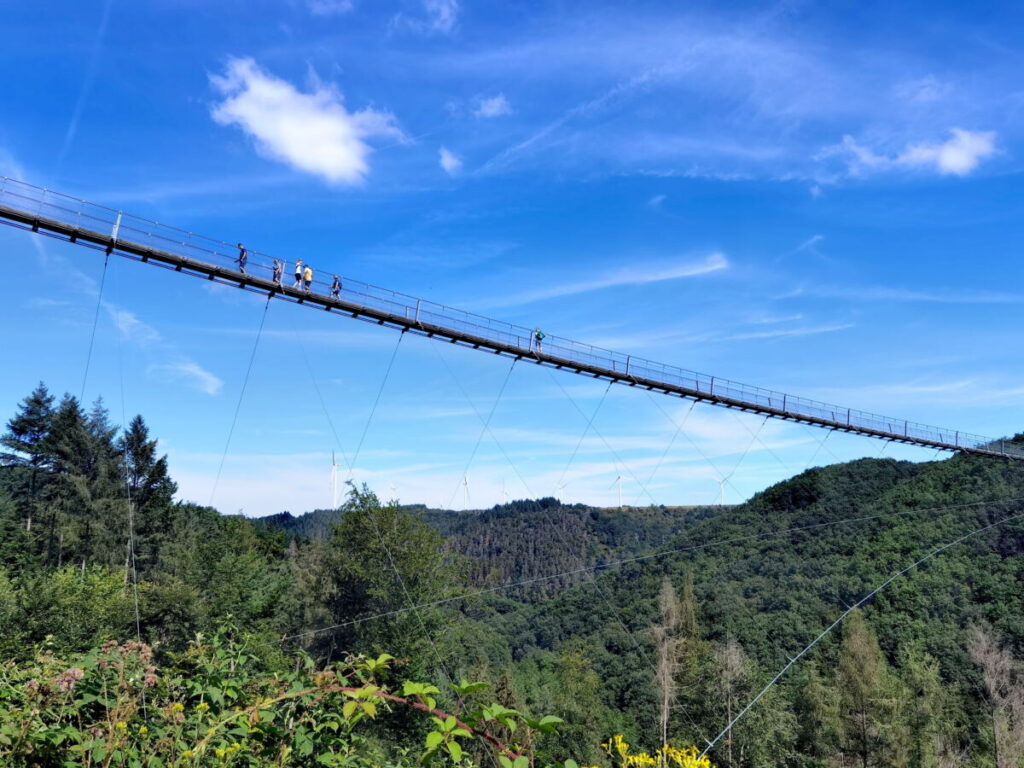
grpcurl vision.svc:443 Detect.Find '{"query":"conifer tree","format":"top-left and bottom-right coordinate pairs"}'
top-left (837, 610), bottom-right (890, 768)
top-left (118, 414), bottom-right (176, 570)
top-left (1, 382), bottom-right (55, 533)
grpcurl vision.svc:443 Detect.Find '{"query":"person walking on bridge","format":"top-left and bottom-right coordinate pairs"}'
top-left (236, 243), bottom-right (247, 274)
top-left (534, 328), bottom-right (545, 354)
top-left (293, 260), bottom-right (304, 288)
top-left (330, 275), bottom-right (342, 299)
top-left (303, 264), bottom-right (314, 292)
top-left (272, 259), bottom-right (283, 286)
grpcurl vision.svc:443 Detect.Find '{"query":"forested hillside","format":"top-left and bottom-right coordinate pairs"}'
top-left (2, 382), bottom-right (1024, 767)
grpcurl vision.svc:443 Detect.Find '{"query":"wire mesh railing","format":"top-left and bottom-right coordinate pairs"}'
top-left (1, 175), bottom-right (1021, 459)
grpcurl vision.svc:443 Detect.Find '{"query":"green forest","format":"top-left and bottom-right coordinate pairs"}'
top-left (2, 381), bottom-right (1024, 767)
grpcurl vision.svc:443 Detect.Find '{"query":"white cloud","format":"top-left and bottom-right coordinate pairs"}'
top-left (105, 305), bottom-right (161, 345)
top-left (893, 75), bottom-right (950, 105)
top-left (821, 128), bottom-right (997, 177)
top-left (899, 128), bottom-right (997, 176)
top-left (474, 93), bottom-right (512, 118)
top-left (210, 57), bottom-right (404, 185)
top-left (149, 361), bottom-right (224, 396)
top-left (307, 0), bottom-right (354, 14)
top-left (721, 323), bottom-right (854, 342)
top-left (648, 194), bottom-right (667, 207)
top-left (392, 0), bottom-right (459, 35)
top-left (439, 146), bottom-right (463, 175)
top-left (487, 252), bottom-right (728, 307)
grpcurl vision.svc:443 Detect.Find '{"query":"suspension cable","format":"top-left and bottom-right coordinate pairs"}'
top-left (209, 295), bottom-right (272, 507)
top-left (699, 506), bottom-right (1024, 758)
top-left (430, 342), bottom-right (534, 499)
top-left (280, 494), bottom-right (1024, 643)
top-left (111, 263), bottom-right (146, 715)
top-left (348, 331), bottom-right (404, 475)
top-left (445, 357), bottom-right (517, 509)
top-left (80, 253), bottom-right (110, 402)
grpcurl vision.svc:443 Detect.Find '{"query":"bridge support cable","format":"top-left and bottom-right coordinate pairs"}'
top-left (545, 373), bottom-right (711, 742)
top-left (209, 296), bottom-right (272, 507)
top-left (730, 410), bottom-right (796, 477)
top-left (429, 342), bottom-right (535, 500)
top-left (445, 356), bottom-right (518, 510)
top-left (296, 332), bottom-right (351, 475)
top-left (348, 330), bottom-right (404, 477)
top-left (699, 505), bottom-right (1024, 761)
top-left (342, 344), bottom-right (500, 768)
top-left (80, 253), bottom-right (110, 402)
top-left (109, 261), bottom-right (146, 714)
top-left (1, 176), bottom-right (1018, 461)
top-left (549, 371), bottom-right (663, 507)
top-left (642, 391), bottom-right (749, 507)
top-left (627, 400), bottom-right (697, 508)
top-left (281, 495), bottom-right (1021, 641)
top-left (552, 378), bottom-right (613, 497)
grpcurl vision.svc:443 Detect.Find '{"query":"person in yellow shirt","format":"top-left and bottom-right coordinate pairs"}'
top-left (303, 264), bottom-right (314, 291)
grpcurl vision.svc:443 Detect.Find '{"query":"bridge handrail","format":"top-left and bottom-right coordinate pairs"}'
top-left (1, 175), bottom-right (1020, 460)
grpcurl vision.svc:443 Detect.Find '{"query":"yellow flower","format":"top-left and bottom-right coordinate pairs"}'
top-left (115, 721), bottom-right (127, 731)
top-left (182, 749), bottom-right (194, 759)
top-left (197, 701), bottom-right (210, 712)
top-left (138, 725), bottom-right (148, 735)
top-left (171, 702), bottom-right (185, 713)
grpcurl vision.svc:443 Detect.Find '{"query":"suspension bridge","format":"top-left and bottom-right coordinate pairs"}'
top-left (3, 174), bottom-right (1023, 761)
top-left (1, 175), bottom-right (1018, 461)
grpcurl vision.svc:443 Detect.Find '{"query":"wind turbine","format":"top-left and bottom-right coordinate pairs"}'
top-left (462, 474), bottom-right (470, 508)
top-left (717, 478), bottom-right (726, 506)
top-left (610, 474), bottom-right (623, 510)
top-left (330, 451), bottom-right (342, 509)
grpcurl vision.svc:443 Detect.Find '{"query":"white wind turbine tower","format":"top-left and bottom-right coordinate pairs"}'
top-left (462, 474), bottom-right (471, 508)
top-left (330, 451), bottom-right (342, 509)
top-left (718, 478), bottom-right (726, 506)
top-left (610, 474), bottom-right (623, 510)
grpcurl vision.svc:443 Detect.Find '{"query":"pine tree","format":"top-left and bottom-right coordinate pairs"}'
top-left (837, 610), bottom-right (890, 768)
top-left (118, 415), bottom-right (176, 571)
top-left (1, 382), bottom-right (55, 533)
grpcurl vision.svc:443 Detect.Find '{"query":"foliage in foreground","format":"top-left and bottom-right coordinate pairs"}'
top-left (0, 625), bottom-right (713, 768)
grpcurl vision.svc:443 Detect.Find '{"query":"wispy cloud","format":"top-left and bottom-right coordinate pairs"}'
top-left (474, 93), bottom-right (512, 118)
top-left (820, 128), bottom-right (998, 177)
top-left (307, 0), bottom-right (354, 15)
top-left (720, 323), bottom-right (854, 342)
top-left (485, 252), bottom-right (728, 308)
top-left (392, 0), bottom-right (459, 35)
top-left (149, 361), bottom-right (224, 396)
top-left (786, 283), bottom-right (1023, 305)
top-left (439, 146), bottom-right (463, 175)
top-left (105, 305), bottom-right (162, 345)
top-left (210, 58), bottom-right (405, 185)
top-left (56, 0), bottom-right (114, 173)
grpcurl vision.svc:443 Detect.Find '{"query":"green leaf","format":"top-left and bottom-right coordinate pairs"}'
top-left (498, 758), bottom-right (513, 768)
top-left (426, 731), bottom-right (444, 750)
top-left (513, 757), bottom-right (529, 768)
top-left (342, 700), bottom-right (358, 720)
top-left (447, 741), bottom-right (463, 762)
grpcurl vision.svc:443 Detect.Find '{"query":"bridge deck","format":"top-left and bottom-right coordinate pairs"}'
top-left (1, 176), bottom-right (1020, 461)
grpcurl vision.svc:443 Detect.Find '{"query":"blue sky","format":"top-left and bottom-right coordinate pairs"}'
top-left (2, 0), bottom-right (1023, 516)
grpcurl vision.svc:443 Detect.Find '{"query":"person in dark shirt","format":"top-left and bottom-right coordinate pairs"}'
top-left (272, 259), bottom-right (283, 285)
top-left (330, 275), bottom-right (342, 299)
top-left (236, 243), bottom-right (247, 274)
